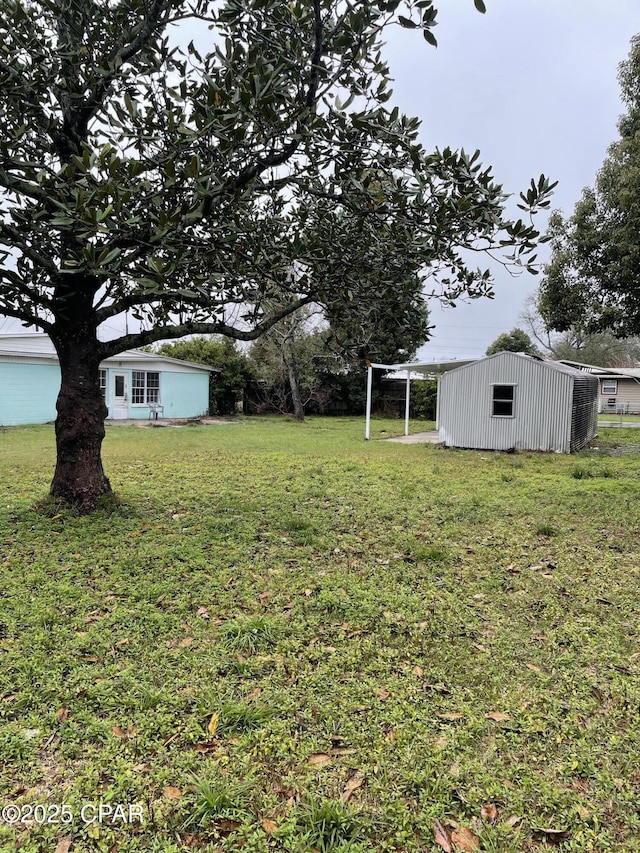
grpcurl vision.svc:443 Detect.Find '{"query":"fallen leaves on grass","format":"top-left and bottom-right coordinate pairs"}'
top-left (485, 711), bottom-right (511, 722)
top-left (433, 820), bottom-right (480, 852)
top-left (194, 742), bottom-right (218, 754)
top-left (163, 786), bottom-right (182, 801)
top-left (451, 826), bottom-right (480, 851)
top-left (308, 752), bottom-right (331, 767)
top-left (55, 839), bottom-right (72, 853)
top-left (262, 818), bottom-right (278, 834)
top-left (532, 826), bottom-right (570, 843)
top-left (110, 725), bottom-right (136, 739)
top-left (245, 686), bottom-right (262, 702)
top-left (207, 713), bottom-right (219, 736)
top-left (432, 818), bottom-right (452, 852)
top-left (342, 772), bottom-right (363, 802)
top-left (480, 802), bottom-right (498, 823)
top-left (166, 636), bottom-right (195, 649)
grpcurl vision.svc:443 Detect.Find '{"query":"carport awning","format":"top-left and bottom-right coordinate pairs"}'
top-left (368, 358), bottom-right (476, 375)
top-left (365, 358), bottom-right (477, 440)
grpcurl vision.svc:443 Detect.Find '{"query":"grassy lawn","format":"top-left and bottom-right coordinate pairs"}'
top-left (1, 416), bottom-right (639, 853)
top-left (598, 412), bottom-right (640, 423)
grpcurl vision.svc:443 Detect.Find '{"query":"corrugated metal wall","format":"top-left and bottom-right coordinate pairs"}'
top-left (438, 352), bottom-right (576, 453)
top-left (571, 375), bottom-right (599, 451)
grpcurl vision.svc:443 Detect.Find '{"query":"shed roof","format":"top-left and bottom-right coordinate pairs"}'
top-left (559, 359), bottom-right (640, 380)
top-left (439, 351), bottom-right (596, 380)
top-left (371, 352), bottom-right (603, 379)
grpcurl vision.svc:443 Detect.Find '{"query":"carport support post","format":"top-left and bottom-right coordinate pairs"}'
top-left (404, 369), bottom-right (410, 436)
top-left (365, 363), bottom-right (373, 440)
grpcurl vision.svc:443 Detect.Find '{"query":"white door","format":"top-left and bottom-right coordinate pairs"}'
top-left (112, 373), bottom-right (128, 419)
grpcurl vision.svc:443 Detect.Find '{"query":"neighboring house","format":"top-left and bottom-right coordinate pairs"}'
top-left (559, 360), bottom-right (640, 414)
top-left (0, 334), bottom-right (216, 426)
top-left (438, 351), bottom-right (598, 453)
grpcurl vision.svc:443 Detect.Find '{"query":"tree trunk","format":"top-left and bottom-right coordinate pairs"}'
top-left (49, 336), bottom-right (112, 513)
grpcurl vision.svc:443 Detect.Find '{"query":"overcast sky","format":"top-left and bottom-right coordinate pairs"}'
top-left (2, 1), bottom-right (639, 354)
top-left (384, 0), bottom-right (640, 360)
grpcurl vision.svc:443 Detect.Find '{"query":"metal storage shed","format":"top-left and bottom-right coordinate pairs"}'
top-left (438, 352), bottom-right (598, 453)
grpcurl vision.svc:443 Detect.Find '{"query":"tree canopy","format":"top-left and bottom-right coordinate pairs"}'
top-left (538, 34), bottom-right (640, 338)
top-left (521, 292), bottom-right (640, 367)
top-left (0, 0), bottom-right (555, 511)
top-left (485, 327), bottom-right (539, 356)
top-left (153, 336), bottom-right (254, 414)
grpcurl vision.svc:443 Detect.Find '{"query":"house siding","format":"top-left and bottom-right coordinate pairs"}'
top-left (0, 361), bottom-right (60, 426)
top-left (159, 372), bottom-right (209, 419)
top-left (0, 336), bottom-right (211, 425)
top-left (102, 368), bottom-right (209, 420)
top-left (598, 378), bottom-right (640, 413)
top-left (438, 353), bottom-right (579, 453)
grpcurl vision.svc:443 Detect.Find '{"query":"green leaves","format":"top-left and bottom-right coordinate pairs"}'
top-left (423, 29), bottom-right (438, 47)
top-left (537, 39), bottom-right (640, 337)
top-left (0, 0), bottom-right (550, 362)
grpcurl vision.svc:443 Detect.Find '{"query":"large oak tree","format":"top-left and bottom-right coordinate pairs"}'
top-left (0, 0), bottom-right (554, 511)
top-left (539, 34), bottom-right (640, 340)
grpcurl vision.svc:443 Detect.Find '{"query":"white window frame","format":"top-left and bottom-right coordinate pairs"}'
top-left (491, 383), bottom-right (516, 418)
top-left (99, 369), bottom-right (107, 400)
top-left (601, 379), bottom-right (617, 395)
top-left (131, 371), bottom-right (160, 406)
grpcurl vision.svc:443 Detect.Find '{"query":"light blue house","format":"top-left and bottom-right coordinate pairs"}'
top-left (0, 334), bottom-right (215, 426)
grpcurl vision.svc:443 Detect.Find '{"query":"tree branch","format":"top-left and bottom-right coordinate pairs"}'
top-left (100, 296), bottom-right (313, 357)
top-left (0, 224), bottom-right (60, 282)
top-left (203, 0), bottom-right (324, 215)
top-left (95, 290), bottom-right (231, 323)
top-left (76, 0), bottom-right (174, 137)
top-left (0, 167), bottom-right (55, 205)
top-left (0, 305), bottom-right (54, 332)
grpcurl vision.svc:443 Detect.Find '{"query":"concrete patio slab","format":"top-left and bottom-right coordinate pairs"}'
top-left (385, 431), bottom-right (441, 444)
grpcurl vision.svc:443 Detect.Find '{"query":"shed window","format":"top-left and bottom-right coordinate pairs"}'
top-left (99, 369), bottom-right (107, 400)
top-left (132, 371), bottom-right (160, 404)
top-left (492, 384), bottom-right (515, 417)
top-left (601, 380), bottom-right (617, 395)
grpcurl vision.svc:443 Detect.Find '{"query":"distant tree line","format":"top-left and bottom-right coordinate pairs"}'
top-left (486, 311), bottom-right (640, 368)
top-left (153, 331), bottom-right (438, 420)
